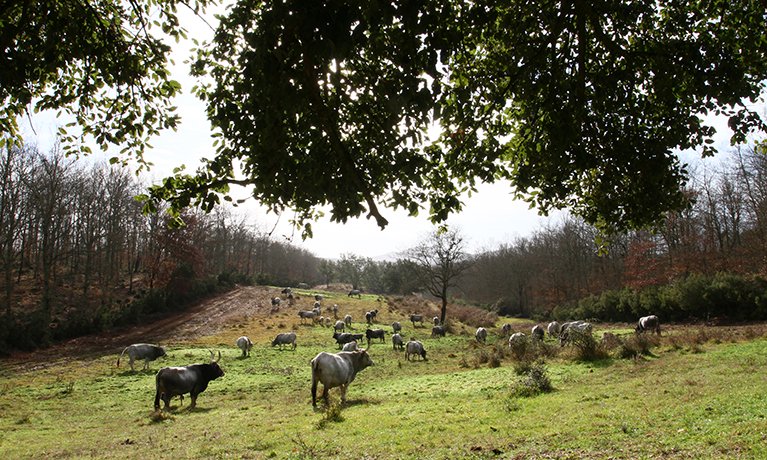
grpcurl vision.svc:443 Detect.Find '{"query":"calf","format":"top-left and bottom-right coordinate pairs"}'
top-left (365, 328), bottom-right (386, 346)
top-left (272, 332), bottom-right (297, 350)
top-left (154, 351), bottom-right (224, 411)
top-left (342, 341), bottom-right (359, 351)
top-left (405, 340), bottom-right (427, 361)
top-left (236, 336), bottom-right (253, 357)
top-left (117, 343), bottom-right (166, 372)
top-left (311, 350), bottom-right (374, 406)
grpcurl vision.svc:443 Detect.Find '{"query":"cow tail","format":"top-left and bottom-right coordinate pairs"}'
top-left (117, 346), bottom-right (128, 367)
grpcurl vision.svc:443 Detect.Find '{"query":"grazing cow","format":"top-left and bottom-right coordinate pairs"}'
top-left (559, 321), bottom-right (593, 346)
top-left (334, 320), bottom-right (346, 333)
top-left (297, 282), bottom-right (309, 289)
top-left (391, 333), bottom-right (405, 350)
top-left (154, 351), bottom-right (224, 411)
top-left (365, 328), bottom-right (386, 346)
top-left (405, 340), bottom-right (427, 361)
top-left (531, 325), bottom-right (545, 342)
top-left (271, 332), bottom-right (297, 350)
top-left (344, 314), bottom-right (353, 328)
top-left (636, 315), bottom-right (661, 335)
top-left (271, 297), bottom-right (281, 307)
top-left (476, 327), bottom-right (488, 343)
top-left (315, 294), bottom-right (324, 302)
top-left (298, 310), bottom-right (317, 324)
top-left (508, 332), bottom-right (527, 347)
top-left (391, 321), bottom-right (402, 334)
top-left (431, 325), bottom-right (446, 338)
top-left (117, 343), bottom-right (166, 372)
top-left (311, 350), bottom-right (374, 406)
top-left (236, 336), bottom-right (253, 357)
top-left (547, 321), bottom-right (561, 338)
top-left (433, 316), bottom-right (441, 326)
top-left (342, 341), bottom-right (359, 351)
top-left (281, 287), bottom-right (292, 295)
top-left (501, 323), bottom-right (512, 337)
top-left (332, 304), bottom-right (339, 318)
top-left (348, 289), bottom-right (362, 298)
top-left (410, 314), bottom-right (424, 328)
top-left (365, 311), bottom-right (374, 324)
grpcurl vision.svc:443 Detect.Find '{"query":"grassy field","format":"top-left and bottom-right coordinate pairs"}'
top-left (1, 290), bottom-right (767, 459)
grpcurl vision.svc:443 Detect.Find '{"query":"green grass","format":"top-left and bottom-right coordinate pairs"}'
top-left (2, 307), bottom-right (767, 459)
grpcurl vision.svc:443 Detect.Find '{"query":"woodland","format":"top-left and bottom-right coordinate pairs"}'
top-left (2, 1), bottom-right (767, 351)
top-left (1, 139), bottom-right (766, 352)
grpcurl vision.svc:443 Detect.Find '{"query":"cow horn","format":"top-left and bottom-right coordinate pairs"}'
top-left (211, 350), bottom-right (221, 363)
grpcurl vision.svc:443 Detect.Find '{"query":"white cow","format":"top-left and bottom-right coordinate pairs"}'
top-left (559, 321), bottom-right (593, 346)
top-left (531, 325), bottom-right (545, 341)
top-left (117, 343), bottom-right (166, 371)
top-left (236, 336), bottom-right (253, 357)
top-left (475, 327), bottom-right (488, 343)
top-left (310, 350), bottom-right (374, 406)
top-left (342, 341), bottom-right (359, 352)
top-left (391, 333), bottom-right (405, 350)
top-left (547, 321), bottom-right (561, 337)
top-left (405, 340), bottom-right (427, 361)
top-left (271, 332), bottom-right (297, 350)
top-left (508, 332), bottom-right (527, 348)
top-left (636, 315), bottom-right (661, 335)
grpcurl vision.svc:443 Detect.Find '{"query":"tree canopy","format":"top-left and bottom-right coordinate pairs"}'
top-left (0, 0), bottom-right (211, 161)
top-left (4, 1), bottom-right (766, 236)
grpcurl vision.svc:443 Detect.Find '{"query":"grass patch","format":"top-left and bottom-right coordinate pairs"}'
top-left (2, 301), bottom-right (767, 459)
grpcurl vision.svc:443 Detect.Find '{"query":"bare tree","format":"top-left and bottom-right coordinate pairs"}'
top-left (405, 228), bottom-right (471, 324)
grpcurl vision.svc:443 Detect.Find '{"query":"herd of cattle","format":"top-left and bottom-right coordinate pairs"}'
top-left (115, 292), bottom-right (662, 411)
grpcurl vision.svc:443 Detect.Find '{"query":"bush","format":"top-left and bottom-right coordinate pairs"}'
top-left (508, 361), bottom-right (553, 399)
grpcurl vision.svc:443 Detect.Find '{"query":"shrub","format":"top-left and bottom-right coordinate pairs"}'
top-left (508, 361), bottom-right (553, 399)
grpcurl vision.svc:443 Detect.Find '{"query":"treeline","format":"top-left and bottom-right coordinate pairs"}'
top-left (0, 143), bottom-right (323, 351)
top-left (3, 140), bottom-right (767, 351)
top-left (459, 142), bottom-right (767, 322)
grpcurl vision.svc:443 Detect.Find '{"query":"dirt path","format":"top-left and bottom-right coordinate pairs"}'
top-left (1, 285), bottom-right (280, 373)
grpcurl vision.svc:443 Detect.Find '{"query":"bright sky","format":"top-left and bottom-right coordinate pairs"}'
top-left (20, 9), bottom-right (762, 261)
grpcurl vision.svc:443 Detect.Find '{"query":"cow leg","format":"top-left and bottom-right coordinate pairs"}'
top-left (162, 394), bottom-right (171, 410)
top-left (190, 393), bottom-right (197, 409)
top-left (340, 384), bottom-right (347, 403)
top-left (322, 386), bottom-right (329, 405)
top-left (128, 357), bottom-right (135, 372)
top-left (311, 378), bottom-right (319, 407)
